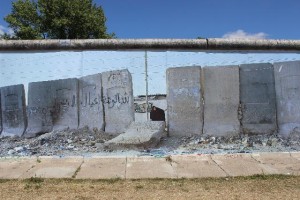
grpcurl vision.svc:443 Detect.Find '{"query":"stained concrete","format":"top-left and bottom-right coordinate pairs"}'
top-left (0, 84), bottom-right (27, 137)
top-left (172, 154), bottom-right (227, 178)
top-left (21, 156), bottom-right (83, 178)
top-left (274, 61), bottom-right (300, 137)
top-left (167, 66), bottom-right (203, 136)
top-left (52, 78), bottom-right (79, 131)
top-left (0, 157), bottom-right (37, 179)
top-left (102, 69), bottom-right (134, 134)
top-left (79, 74), bottom-right (104, 130)
top-left (126, 156), bottom-right (177, 179)
top-left (212, 154), bottom-right (263, 176)
top-left (106, 121), bottom-right (166, 148)
top-left (24, 78), bottom-right (79, 137)
top-left (25, 81), bottom-right (55, 138)
top-left (76, 156), bottom-right (126, 179)
top-left (251, 152), bottom-right (300, 175)
top-left (203, 66), bottom-right (240, 136)
top-left (240, 63), bottom-right (277, 135)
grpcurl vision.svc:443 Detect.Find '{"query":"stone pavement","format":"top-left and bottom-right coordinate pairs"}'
top-left (0, 152), bottom-right (299, 179)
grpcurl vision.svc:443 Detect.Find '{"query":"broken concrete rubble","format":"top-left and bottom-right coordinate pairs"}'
top-left (105, 121), bottom-right (166, 149)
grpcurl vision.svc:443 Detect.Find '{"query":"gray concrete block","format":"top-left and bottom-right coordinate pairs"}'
top-left (25, 81), bottom-right (55, 137)
top-left (79, 73), bottom-right (104, 130)
top-left (166, 66), bottom-right (203, 136)
top-left (0, 84), bottom-right (27, 137)
top-left (203, 66), bottom-right (240, 136)
top-left (51, 78), bottom-right (79, 131)
top-left (102, 69), bottom-right (134, 133)
top-left (274, 61), bottom-right (300, 137)
top-left (106, 121), bottom-right (165, 148)
top-left (24, 78), bottom-right (79, 137)
top-left (240, 63), bottom-right (277, 135)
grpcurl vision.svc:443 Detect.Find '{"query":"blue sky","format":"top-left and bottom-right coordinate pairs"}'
top-left (1, 0), bottom-right (300, 39)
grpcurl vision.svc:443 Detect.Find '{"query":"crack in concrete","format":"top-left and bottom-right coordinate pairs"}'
top-left (72, 158), bottom-right (84, 179)
top-left (210, 156), bottom-right (229, 177)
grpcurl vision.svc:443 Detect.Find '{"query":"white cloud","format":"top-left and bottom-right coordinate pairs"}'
top-left (222, 29), bottom-right (268, 40)
top-left (0, 25), bottom-right (14, 36)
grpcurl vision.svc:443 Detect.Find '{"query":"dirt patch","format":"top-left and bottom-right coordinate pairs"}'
top-left (0, 175), bottom-right (299, 200)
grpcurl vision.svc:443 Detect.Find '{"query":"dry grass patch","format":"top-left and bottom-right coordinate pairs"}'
top-left (0, 175), bottom-right (299, 200)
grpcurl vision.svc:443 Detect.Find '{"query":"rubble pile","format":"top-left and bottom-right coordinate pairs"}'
top-left (0, 129), bottom-right (299, 157)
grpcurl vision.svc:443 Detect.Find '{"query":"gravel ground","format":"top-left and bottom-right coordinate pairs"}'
top-left (0, 128), bottom-right (300, 157)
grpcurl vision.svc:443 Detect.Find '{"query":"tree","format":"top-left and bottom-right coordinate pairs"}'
top-left (5, 0), bottom-right (114, 39)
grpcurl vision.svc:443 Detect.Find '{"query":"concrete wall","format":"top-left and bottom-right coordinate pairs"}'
top-left (24, 78), bottom-right (79, 137)
top-left (203, 66), bottom-right (240, 136)
top-left (240, 63), bottom-right (277, 135)
top-left (25, 81), bottom-right (55, 137)
top-left (274, 61), bottom-right (300, 137)
top-left (167, 66), bottom-right (203, 136)
top-left (0, 84), bottom-right (27, 137)
top-left (79, 73), bottom-right (104, 130)
top-left (102, 69), bottom-right (134, 134)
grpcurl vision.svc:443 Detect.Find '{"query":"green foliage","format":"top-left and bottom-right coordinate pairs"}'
top-left (5, 0), bottom-right (114, 39)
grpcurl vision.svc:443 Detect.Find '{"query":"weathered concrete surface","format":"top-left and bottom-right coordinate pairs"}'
top-left (76, 156), bottom-right (126, 179)
top-left (21, 156), bottom-right (83, 178)
top-left (212, 154), bottom-right (264, 176)
top-left (1, 153), bottom-right (300, 179)
top-left (203, 66), bottom-right (240, 136)
top-left (106, 121), bottom-right (166, 148)
top-left (24, 78), bottom-right (79, 137)
top-left (25, 81), bottom-right (54, 138)
top-left (251, 152), bottom-right (300, 175)
top-left (240, 63), bottom-right (277, 135)
top-left (167, 66), bottom-right (203, 136)
top-left (52, 78), bottom-right (79, 131)
top-left (79, 74), bottom-right (104, 130)
top-left (290, 152), bottom-right (300, 161)
top-left (172, 154), bottom-right (227, 178)
top-left (0, 157), bottom-right (37, 179)
top-left (102, 69), bottom-right (134, 134)
top-left (126, 156), bottom-right (177, 179)
top-left (0, 84), bottom-right (27, 137)
top-left (274, 61), bottom-right (300, 137)
top-left (1, 39), bottom-right (300, 51)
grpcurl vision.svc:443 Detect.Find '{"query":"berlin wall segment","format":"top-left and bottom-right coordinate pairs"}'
top-left (102, 69), bottom-right (134, 134)
top-left (203, 66), bottom-right (240, 136)
top-left (167, 66), bottom-right (203, 136)
top-left (79, 73), bottom-right (104, 131)
top-left (24, 78), bottom-right (79, 138)
top-left (0, 84), bottom-right (27, 137)
top-left (274, 61), bottom-right (300, 137)
top-left (239, 63), bottom-right (277, 135)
